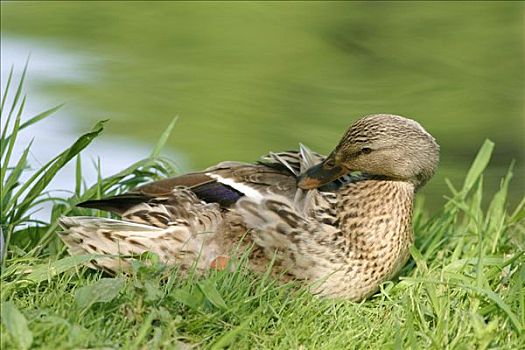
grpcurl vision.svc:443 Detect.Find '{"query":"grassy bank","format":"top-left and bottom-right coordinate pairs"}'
top-left (1, 71), bottom-right (523, 349)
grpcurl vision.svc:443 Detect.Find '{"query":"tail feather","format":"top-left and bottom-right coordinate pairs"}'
top-left (76, 194), bottom-right (152, 215)
top-left (299, 143), bottom-right (321, 172)
top-left (59, 216), bottom-right (162, 232)
top-left (260, 144), bottom-right (325, 177)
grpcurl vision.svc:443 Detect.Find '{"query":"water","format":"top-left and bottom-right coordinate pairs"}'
top-left (1, 2), bottom-right (523, 213)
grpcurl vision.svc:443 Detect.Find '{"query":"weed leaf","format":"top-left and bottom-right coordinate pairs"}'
top-left (75, 277), bottom-right (125, 308)
top-left (171, 286), bottom-right (206, 310)
top-left (0, 301), bottom-right (33, 350)
top-left (198, 280), bottom-right (228, 310)
top-left (25, 254), bottom-right (100, 283)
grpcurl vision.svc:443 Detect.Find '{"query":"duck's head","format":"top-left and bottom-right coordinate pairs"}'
top-left (297, 114), bottom-right (440, 190)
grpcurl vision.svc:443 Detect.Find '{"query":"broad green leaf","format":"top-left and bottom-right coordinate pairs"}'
top-left (1, 301), bottom-right (33, 350)
top-left (75, 277), bottom-right (125, 308)
top-left (171, 287), bottom-right (205, 310)
top-left (144, 280), bottom-right (164, 302)
top-left (198, 280), bottom-right (228, 310)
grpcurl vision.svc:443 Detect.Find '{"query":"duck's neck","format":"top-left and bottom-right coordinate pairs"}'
top-left (335, 179), bottom-right (415, 299)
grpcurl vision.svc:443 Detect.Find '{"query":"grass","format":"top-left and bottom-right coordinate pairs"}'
top-left (1, 69), bottom-right (524, 350)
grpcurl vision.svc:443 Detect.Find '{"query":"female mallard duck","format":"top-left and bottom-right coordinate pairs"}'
top-left (59, 114), bottom-right (439, 301)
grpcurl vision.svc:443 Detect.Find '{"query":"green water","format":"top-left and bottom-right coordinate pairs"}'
top-left (2, 2), bottom-right (524, 209)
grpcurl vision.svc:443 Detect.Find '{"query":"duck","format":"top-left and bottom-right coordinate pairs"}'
top-left (58, 114), bottom-right (439, 301)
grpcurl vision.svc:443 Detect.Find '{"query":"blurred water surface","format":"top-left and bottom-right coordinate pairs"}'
top-left (1, 2), bottom-right (523, 210)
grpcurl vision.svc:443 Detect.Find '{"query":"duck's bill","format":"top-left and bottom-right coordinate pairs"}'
top-left (297, 161), bottom-right (348, 190)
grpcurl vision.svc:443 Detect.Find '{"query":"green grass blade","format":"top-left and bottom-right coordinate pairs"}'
top-left (24, 254), bottom-right (101, 283)
top-left (75, 154), bottom-right (82, 196)
top-left (19, 104), bottom-right (63, 130)
top-left (1, 139), bottom-right (33, 216)
top-left (407, 277), bottom-right (523, 333)
top-left (509, 196), bottom-right (525, 225)
top-left (7, 120), bottom-right (106, 219)
top-left (462, 139), bottom-right (494, 194)
top-left (78, 158), bottom-right (153, 201)
top-left (0, 95), bottom-right (26, 187)
top-left (0, 65), bottom-right (14, 113)
top-left (486, 164), bottom-right (513, 252)
top-left (459, 283), bottom-right (523, 334)
top-left (1, 58), bottom-right (29, 146)
top-left (150, 115), bottom-right (178, 158)
top-left (210, 315), bottom-right (253, 350)
top-left (129, 313), bottom-right (156, 349)
top-left (2, 104), bottom-right (63, 153)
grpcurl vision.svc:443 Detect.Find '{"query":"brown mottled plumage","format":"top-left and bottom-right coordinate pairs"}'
top-left (58, 114), bottom-right (439, 301)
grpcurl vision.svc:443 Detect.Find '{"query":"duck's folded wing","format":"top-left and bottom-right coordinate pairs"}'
top-left (77, 165), bottom-right (290, 215)
top-left (76, 144), bottom-right (325, 217)
top-left (77, 172), bottom-right (217, 215)
top-left (206, 165), bottom-right (297, 202)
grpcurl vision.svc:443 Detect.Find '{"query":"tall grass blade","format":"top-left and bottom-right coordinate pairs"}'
top-left (8, 120), bottom-right (106, 218)
top-left (0, 96), bottom-right (26, 186)
top-left (462, 139), bottom-right (494, 194)
top-left (75, 155), bottom-right (82, 196)
top-left (150, 115), bottom-right (178, 158)
top-left (0, 65), bottom-right (14, 113)
top-left (1, 140), bottom-right (33, 212)
top-left (19, 104), bottom-right (63, 130)
top-left (1, 58), bottom-right (28, 145)
top-left (2, 104), bottom-right (64, 150)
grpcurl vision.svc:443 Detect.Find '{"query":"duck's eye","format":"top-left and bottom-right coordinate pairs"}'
top-left (361, 147), bottom-right (372, 155)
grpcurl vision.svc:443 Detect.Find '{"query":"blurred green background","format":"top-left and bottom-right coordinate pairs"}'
top-left (1, 1), bottom-right (523, 210)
